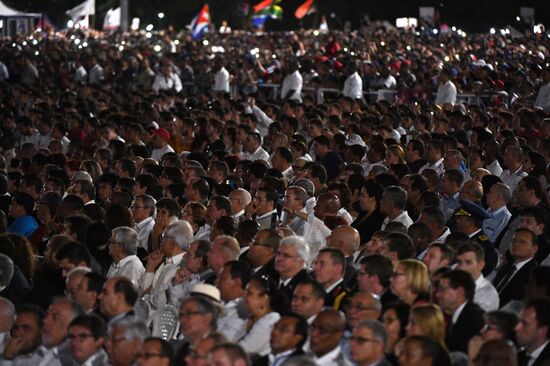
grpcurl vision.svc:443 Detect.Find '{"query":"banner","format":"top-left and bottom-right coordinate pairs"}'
top-left (66, 0), bottom-right (95, 21)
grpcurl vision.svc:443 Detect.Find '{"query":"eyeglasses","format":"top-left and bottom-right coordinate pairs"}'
top-left (276, 251), bottom-right (299, 259)
top-left (130, 205), bottom-right (145, 209)
top-left (68, 333), bottom-right (95, 341)
top-left (179, 310), bottom-right (203, 318)
top-left (350, 336), bottom-right (380, 344)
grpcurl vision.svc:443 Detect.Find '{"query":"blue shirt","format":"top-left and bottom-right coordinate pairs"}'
top-left (7, 215), bottom-right (38, 238)
top-left (440, 192), bottom-right (460, 221)
top-left (483, 206), bottom-right (512, 243)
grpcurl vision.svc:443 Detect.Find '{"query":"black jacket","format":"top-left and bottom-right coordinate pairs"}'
top-left (445, 301), bottom-right (485, 353)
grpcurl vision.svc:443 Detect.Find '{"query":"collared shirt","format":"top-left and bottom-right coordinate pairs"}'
top-left (166, 268), bottom-right (214, 307)
top-left (313, 345), bottom-right (343, 366)
top-left (343, 72), bottom-right (363, 99)
top-left (238, 312), bottom-right (281, 356)
top-left (213, 67), bottom-right (230, 92)
top-left (281, 166), bottom-right (293, 180)
top-left (281, 70), bottom-right (303, 102)
top-left (451, 302), bottom-right (468, 325)
top-left (325, 278), bottom-right (344, 295)
top-left (256, 209), bottom-right (278, 230)
top-left (419, 158), bottom-right (445, 175)
top-left (1, 348), bottom-right (44, 366)
top-left (500, 166), bottom-right (528, 192)
top-left (527, 340), bottom-right (550, 366)
top-left (151, 72), bottom-right (182, 93)
top-left (195, 224), bottom-right (211, 241)
top-left (474, 275), bottom-right (499, 312)
top-left (434, 227), bottom-right (451, 243)
top-left (233, 210), bottom-right (245, 223)
top-left (303, 213), bottom-right (332, 257)
top-left (218, 298), bottom-right (247, 342)
top-left (305, 197), bottom-right (316, 215)
top-left (243, 146), bottom-right (270, 162)
top-left (0, 331), bottom-right (9, 355)
top-left (483, 205), bottom-right (512, 243)
top-left (80, 349), bottom-right (107, 366)
top-left (381, 211), bottom-right (413, 230)
top-left (151, 144), bottom-right (175, 161)
top-left (487, 160), bottom-right (503, 177)
top-left (269, 349), bottom-right (296, 366)
top-left (140, 252), bottom-right (185, 310)
top-left (440, 192), bottom-right (460, 221)
top-left (106, 255), bottom-right (145, 285)
top-left (135, 216), bottom-right (155, 250)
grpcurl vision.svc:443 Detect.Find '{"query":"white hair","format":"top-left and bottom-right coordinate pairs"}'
top-left (280, 235), bottom-right (310, 266)
top-left (165, 220), bottom-right (194, 249)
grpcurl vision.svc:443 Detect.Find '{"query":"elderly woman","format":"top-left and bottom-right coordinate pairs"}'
top-left (390, 259), bottom-right (430, 305)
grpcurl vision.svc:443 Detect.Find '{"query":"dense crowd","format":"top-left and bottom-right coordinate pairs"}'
top-left (0, 24), bottom-right (549, 366)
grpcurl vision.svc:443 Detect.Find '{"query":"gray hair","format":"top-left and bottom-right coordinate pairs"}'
top-left (369, 164), bottom-right (389, 177)
top-left (165, 220), bottom-right (194, 249)
top-left (110, 317), bottom-right (150, 343)
top-left (0, 254), bottom-right (14, 290)
top-left (280, 235), bottom-right (310, 265)
top-left (383, 186), bottom-right (408, 210)
top-left (0, 296), bottom-right (15, 329)
top-left (65, 266), bottom-right (92, 287)
top-left (287, 186), bottom-right (308, 207)
top-left (50, 296), bottom-right (85, 318)
top-left (357, 319), bottom-right (387, 346)
top-left (112, 226), bottom-right (139, 256)
top-left (135, 194), bottom-right (157, 216)
top-left (280, 355), bottom-right (317, 366)
top-left (491, 183), bottom-right (512, 204)
top-left (293, 178), bottom-right (315, 198)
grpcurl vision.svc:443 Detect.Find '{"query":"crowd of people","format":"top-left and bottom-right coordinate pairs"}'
top-left (0, 23), bottom-right (549, 366)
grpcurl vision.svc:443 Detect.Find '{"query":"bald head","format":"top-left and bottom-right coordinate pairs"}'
top-left (326, 225), bottom-right (360, 256)
top-left (314, 193), bottom-right (340, 220)
top-left (229, 188), bottom-right (252, 214)
top-left (459, 180), bottom-right (483, 202)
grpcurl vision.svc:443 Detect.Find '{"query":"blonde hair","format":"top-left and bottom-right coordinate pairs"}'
top-left (398, 259), bottom-right (430, 295)
top-left (409, 304), bottom-right (447, 349)
top-left (387, 145), bottom-right (406, 164)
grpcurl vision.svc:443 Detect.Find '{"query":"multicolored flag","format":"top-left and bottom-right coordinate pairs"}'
top-left (190, 4), bottom-right (210, 40)
top-left (251, 4), bottom-right (282, 27)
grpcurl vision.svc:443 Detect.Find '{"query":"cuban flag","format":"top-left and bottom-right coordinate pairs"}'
top-left (190, 4), bottom-right (210, 40)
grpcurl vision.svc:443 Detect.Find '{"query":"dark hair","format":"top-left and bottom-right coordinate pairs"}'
top-left (144, 337), bottom-right (173, 359)
top-left (282, 312), bottom-right (309, 350)
top-left (520, 206), bottom-right (548, 226)
top-left (235, 220), bottom-right (260, 247)
top-left (69, 314), bottom-right (107, 339)
top-left (362, 181), bottom-right (384, 204)
top-left (156, 198), bottom-right (180, 217)
top-left (441, 269), bottom-right (476, 302)
top-left (520, 176), bottom-right (543, 200)
top-left (224, 260), bottom-right (252, 289)
top-left (17, 304), bottom-right (45, 329)
top-left (318, 248), bottom-right (346, 275)
top-left (55, 242), bottom-right (91, 267)
top-left (83, 272), bottom-right (106, 295)
top-left (360, 254), bottom-right (393, 288)
top-left (484, 310), bottom-right (518, 342)
top-left (64, 215), bottom-right (92, 242)
top-left (307, 164), bottom-right (327, 185)
top-left (210, 195), bottom-right (232, 215)
top-left (525, 297), bottom-right (550, 334)
top-left (11, 192), bottom-right (35, 214)
top-left (113, 277), bottom-right (139, 306)
top-left (443, 169), bottom-right (464, 187)
top-left (456, 242), bottom-right (485, 262)
top-left (420, 206), bottom-right (446, 229)
top-left (213, 216), bottom-right (238, 237)
top-left (404, 335), bottom-right (452, 366)
top-left (191, 178), bottom-right (210, 200)
top-left (383, 302), bottom-right (411, 338)
top-left (384, 233), bottom-right (415, 260)
top-left (39, 191), bottom-right (62, 217)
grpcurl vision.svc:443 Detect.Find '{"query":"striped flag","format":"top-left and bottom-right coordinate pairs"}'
top-left (295, 0), bottom-right (315, 19)
top-left (190, 4), bottom-right (210, 40)
top-left (251, 4), bottom-right (282, 27)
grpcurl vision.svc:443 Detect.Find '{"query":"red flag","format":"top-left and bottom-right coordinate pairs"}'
top-left (294, 0), bottom-right (314, 19)
top-left (253, 0), bottom-right (273, 13)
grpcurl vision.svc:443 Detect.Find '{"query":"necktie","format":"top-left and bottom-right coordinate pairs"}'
top-left (495, 265), bottom-right (517, 293)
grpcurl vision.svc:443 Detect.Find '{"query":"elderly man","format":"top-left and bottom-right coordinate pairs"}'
top-left (229, 188), bottom-right (252, 222)
top-left (242, 132), bottom-right (269, 162)
top-left (380, 186), bottom-right (413, 229)
top-left (326, 225), bottom-right (360, 289)
top-left (67, 314), bottom-right (108, 366)
top-left (106, 226), bottom-right (145, 285)
top-left (1, 305), bottom-right (44, 364)
top-left (0, 297), bottom-right (15, 354)
top-left (275, 236), bottom-right (312, 308)
top-left (208, 235), bottom-right (241, 277)
top-left (140, 220), bottom-right (193, 310)
top-left (245, 187), bottom-right (279, 230)
top-left (282, 186), bottom-right (308, 235)
top-left (309, 309), bottom-right (351, 366)
top-left (72, 272), bottom-right (106, 317)
top-left (37, 297), bottom-right (83, 365)
top-left (350, 320), bottom-right (391, 366)
top-left (501, 146), bottom-right (528, 192)
top-left (248, 229), bottom-right (280, 282)
top-left (440, 170), bottom-right (463, 221)
top-left (106, 318), bottom-right (150, 366)
top-left (131, 194), bottom-right (156, 252)
top-left (173, 296), bottom-right (220, 363)
top-left (483, 183), bottom-right (512, 243)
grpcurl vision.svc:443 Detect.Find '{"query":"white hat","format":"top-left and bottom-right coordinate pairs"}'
top-left (345, 134), bottom-right (366, 147)
top-left (190, 283), bottom-right (221, 303)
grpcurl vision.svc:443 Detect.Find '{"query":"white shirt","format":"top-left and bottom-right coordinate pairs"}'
top-left (303, 213), bottom-right (332, 260)
top-left (434, 227), bottom-right (451, 243)
top-left (435, 80), bottom-right (457, 104)
top-left (418, 158), bottom-right (445, 175)
top-left (486, 160), bottom-right (503, 177)
top-left (152, 73), bottom-right (183, 93)
top-left (305, 197), bottom-right (316, 215)
top-left (500, 166), bottom-right (528, 192)
top-left (135, 217), bottom-right (155, 250)
top-left (166, 268), bottom-right (215, 307)
top-left (342, 72), bottom-right (363, 99)
top-left (474, 275), bottom-right (499, 312)
top-left (74, 65), bottom-right (87, 83)
top-left (528, 340), bottom-right (550, 366)
top-left (313, 345), bottom-right (345, 366)
top-left (451, 301), bottom-right (467, 324)
top-left (238, 312), bottom-right (281, 356)
top-left (535, 82), bottom-right (550, 111)
top-left (381, 211), bottom-right (413, 230)
top-left (337, 208), bottom-right (353, 224)
top-left (106, 255), bottom-right (145, 285)
top-left (281, 70), bottom-right (303, 102)
top-left (88, 63), bottom-right (104, 84)
top-left (0, 331), bottom-right (8, 355)
top-left (151, 144), bottom-right (175, 161)
top-left (140, 252), bottom-right (185, 310)
top-left (217, 298), bottom-right (247, 342)
top-left (213, 67), bottom-right (230, 92)
top-left (243, 146), bottom-right (270, 162)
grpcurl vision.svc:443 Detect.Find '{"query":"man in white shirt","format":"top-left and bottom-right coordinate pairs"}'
top-left (245, 187), bottom-right (279, 230)
top-left (131, 194), bottom-right (156, 251)
top-left (87, 57), bottom-right (104, 85)
top-left (281, 58), bottom-right (303, 102)
top-left (483, 183), bottom-right (512, 243)
top-left (434, 68), bottom-right (457, 105)
top-left (456, 242), bottom-right (499, 311)
top-left (74, 59), bottom-right (87, 84)
top-left (534, 67), bottom-right (550, 111)
top-left (0, 297), bottom-right (14, 355)
top-left (500, 146), bottom-right (528, 192)
top-left (242, 131), bottom-right (269, 162)
top-left (150, 128), bottom-right (175, 161)
top-left (342, 61), bottom-right (363, 100)
top-left (140, 220), bottom-right (193, 310)
top-left (216, 260), bottom-right (249, 342)
top-left (152, 63), bottom-right (182, 93)
top-left (380, 186), bottom-right (413, 229)
top-left (106, 227), bottom-right (145, 285)
top-left (67, 314), bottom-right (108, 366)
top-left (212, 57), bottom-right (230, 93)
top-left (419, 140), bottom-right (445, 175)
top-left (228, 189), bottom-right (251, 223)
